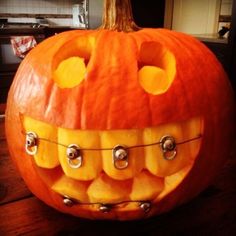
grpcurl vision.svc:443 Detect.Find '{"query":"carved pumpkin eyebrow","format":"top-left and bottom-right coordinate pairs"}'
top-left (53, 56), bottom-right (87, 88)
top-left (52, 37), bottom-right (94, 67)
top-left (138, 41), bottom-right (176, 95)
top-left (52, 36), bottom-right (95, 88)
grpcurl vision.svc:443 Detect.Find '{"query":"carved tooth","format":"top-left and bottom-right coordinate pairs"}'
top-left (23, 116), bottom-right (59, 168)
top-left (52, 175), bottom-right (90, 202)
top-left (87, 173), bottom-right (131, 203)
top-left (129, 170), bottom-right (164, 201)
top-left (57, 128), bottom-right (102, 181)
top-left (101, 129), bottom-right (144, 180)
top-left (144, 117), bottom-right (202, 177)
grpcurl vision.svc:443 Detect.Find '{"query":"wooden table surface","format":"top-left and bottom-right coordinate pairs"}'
top-left (0, 114), bottom-right (236, 236)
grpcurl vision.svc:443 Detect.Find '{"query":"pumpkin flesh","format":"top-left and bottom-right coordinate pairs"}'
top-left (22, 114), bottom-right (202, 203)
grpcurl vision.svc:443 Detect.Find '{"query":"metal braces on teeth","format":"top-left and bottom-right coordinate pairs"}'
top-left (66, 144), bottom-right (83, 169)
top-left (24, 130), bottom-right (202, 169)
top-left (62, 195), bottom-right (152, 213)
top-left (63, 195), bottom-right (76, 207)
top-left (112, 145), bottom-right (129, 169)
top-left (25, 131), bottom-right (38, 155)
top-left (24, 131), bottom-right (201, 214)
top-left (160, 135), bottom-right (177, 160)
top-left (99, 204), bottom-right (112, 213)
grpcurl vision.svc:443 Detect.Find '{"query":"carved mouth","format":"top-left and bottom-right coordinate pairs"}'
top-left (22, 116), bottom-right (203, 212)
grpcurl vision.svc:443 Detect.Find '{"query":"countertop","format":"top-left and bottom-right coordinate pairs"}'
top-left (0, 25), bottom-right (84, 36)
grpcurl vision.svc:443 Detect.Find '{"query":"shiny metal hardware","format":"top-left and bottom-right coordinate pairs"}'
top-left (66, 144), bottom-right (83, 169)
top-left (99, 204), bottom-right (112, 213)
top-left (25, 132), bottom-right (38, 155)
top-left (160, 135), bottom-right (177, 160)
top-left (139, 202), bottom-right (152, 213)
top-left (63, 195), bottom-right (75, 207)
top-left (112, 145), bottom-right (129, 169)
top-left (60, 194), bottom-right (156, 212)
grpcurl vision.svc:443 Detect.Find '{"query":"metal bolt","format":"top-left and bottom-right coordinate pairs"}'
top-left (161, 135), bottom-right (176, 151)
top-left (114, 148), bottom-right (128, 160)
top-left (25, 132), bottom-right (38, 155)
top-left (66, 144), bottom-right (81, 160)
top-left (63, 196), bottom-right (75, 207)
top-left (66, 144), bottom-right (83, 169)
top-left (26, 132), bottom-right (37, 147)
top-left (139, 202), bottom-right (151, 213)
top-left (99, 204), bottom-right (112, 213)
top-left (160, 135), bottom-right (177, 160)
top-left (112, 145), bottom-right (129, 169)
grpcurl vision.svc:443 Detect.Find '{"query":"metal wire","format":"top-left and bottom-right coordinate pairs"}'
top-left (66, 199), bottom-right (146, 206)
top-left (22, 130), bottom-right (202, 151)
top-left (62, 195), bottom-right (152, 210)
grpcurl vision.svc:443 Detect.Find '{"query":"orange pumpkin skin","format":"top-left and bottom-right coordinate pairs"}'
top-left (5, 28), bottom-right (235, 220)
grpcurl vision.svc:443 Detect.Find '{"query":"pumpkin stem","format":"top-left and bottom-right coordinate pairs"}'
top-left (100, 0), bottom-right (141, 32)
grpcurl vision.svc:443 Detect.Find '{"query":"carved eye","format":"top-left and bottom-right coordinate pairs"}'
top-left (52, 36), bottom-right (95, 88)
top-left (53, 56), bottom-right (86, 88)
top-left (138, 41), bottom-right (176, 95)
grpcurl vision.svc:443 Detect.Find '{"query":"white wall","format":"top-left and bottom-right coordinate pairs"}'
top-left (172, 0), bottom-right (221, 35)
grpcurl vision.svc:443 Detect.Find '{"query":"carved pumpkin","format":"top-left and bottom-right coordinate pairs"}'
top-left (5, 0), bottom-right (235, 220)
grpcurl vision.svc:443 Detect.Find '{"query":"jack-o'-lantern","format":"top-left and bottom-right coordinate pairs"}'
top-left (5, 0), bottom-right (235, 220)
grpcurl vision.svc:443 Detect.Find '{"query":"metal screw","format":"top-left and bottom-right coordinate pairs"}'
top-left (63, 196), bottom-right (75, 207)
top-left (161, 135), bottom-right (176, 151)
top-left (66, 144), bottom-right (81, 160)
top-left (25, 132), bottom-right (38, 155)
top-left (114, 148), bottom-right (128, 160)
top-left (99, 204), bottom-right (112, 213)
top-left (160, 135), bottom-right (177, 160)
top-left (112, 145), bottom-right (129, 169)
top-left (139, 202), bottom-right (151, 213)
top-left (66, 144), bottom-right (83, 168)
top-left (26, 132), bottom-right (37, 147)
